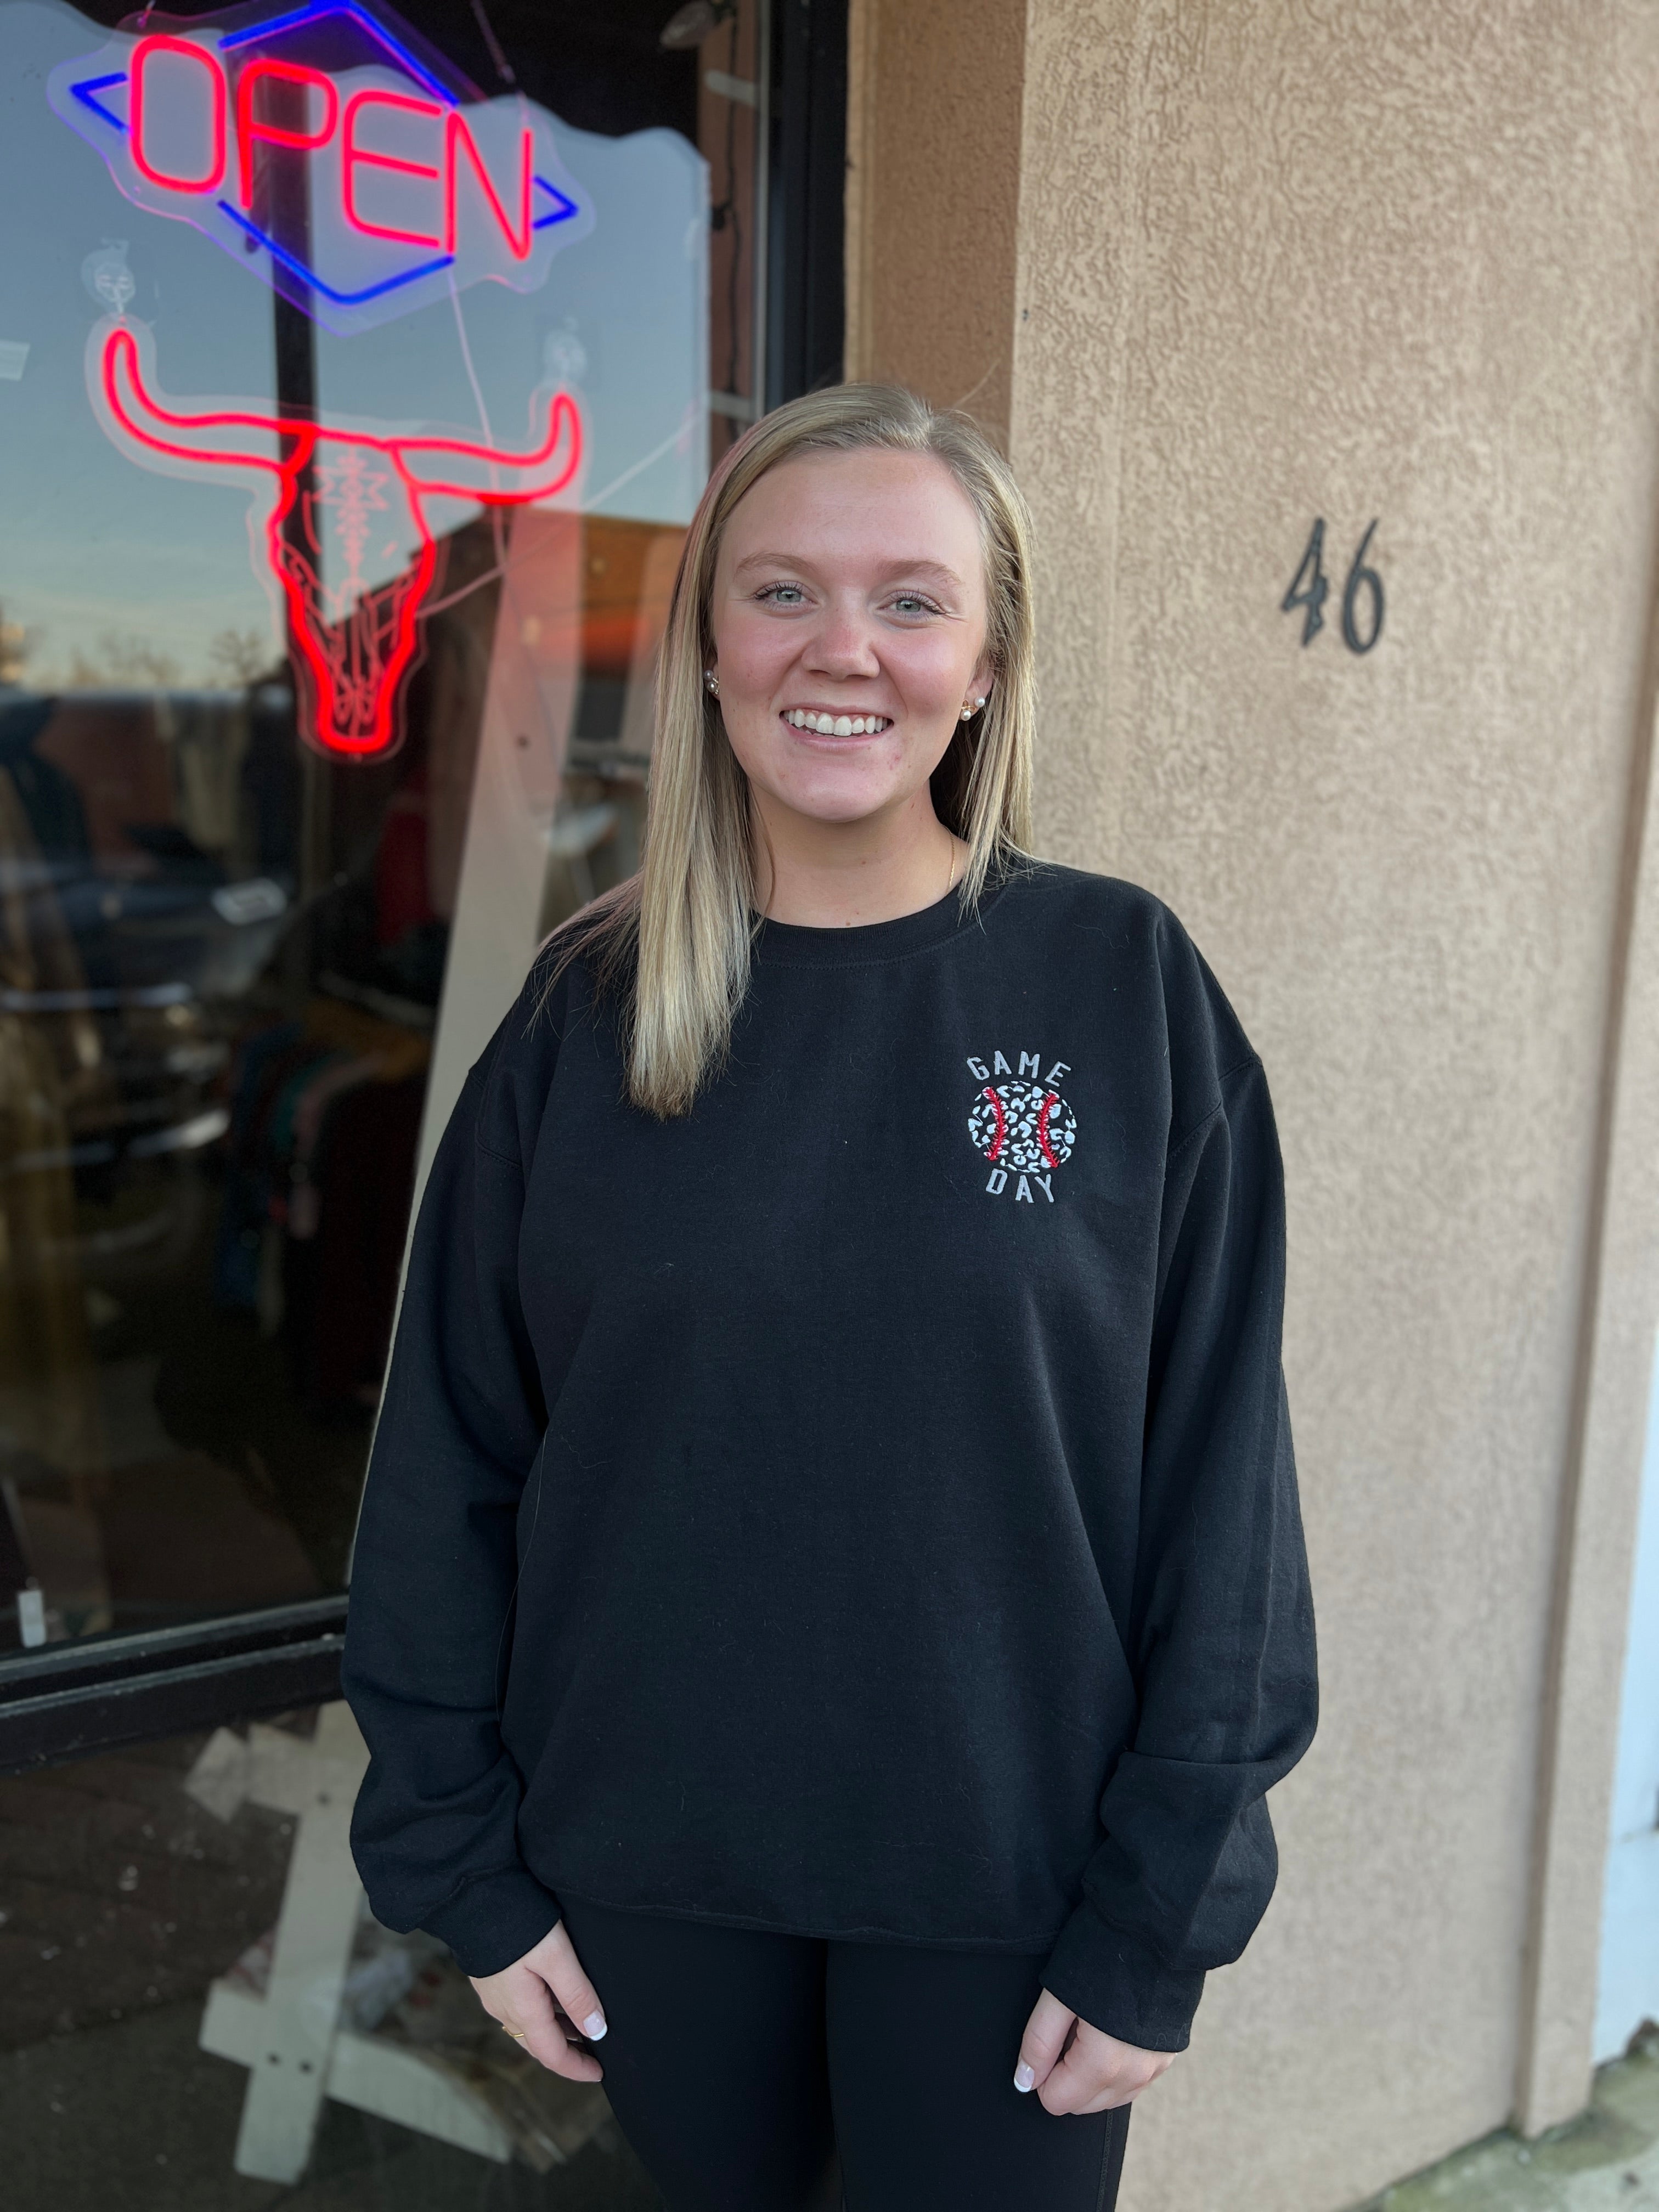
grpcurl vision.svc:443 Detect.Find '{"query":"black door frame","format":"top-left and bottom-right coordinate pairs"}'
top-left (766, 0), bottom-right (848, 409)
top-left (0, 0), bottom-right (847, 1779)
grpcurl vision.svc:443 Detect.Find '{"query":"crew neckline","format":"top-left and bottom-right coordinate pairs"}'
top-left (751, 873), bottom-right (1012, 967)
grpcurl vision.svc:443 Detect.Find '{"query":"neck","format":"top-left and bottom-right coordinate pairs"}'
top-left (751, 789), bottom-right (966, 928)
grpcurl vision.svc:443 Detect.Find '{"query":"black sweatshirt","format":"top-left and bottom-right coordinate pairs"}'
top-left (343, 862), bottom-right (1317, 2052)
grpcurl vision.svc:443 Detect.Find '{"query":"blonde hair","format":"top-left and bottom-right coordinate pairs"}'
top-left (548, 382), bottom-right (1036, 1117)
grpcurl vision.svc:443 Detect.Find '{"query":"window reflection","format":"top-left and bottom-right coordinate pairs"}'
top-left (0, 495), bottom-right (688, 1644)
top-left (0, 1717), bottom-right (664, 2204)
top-left (0, 0), bottom-right (753, 1652)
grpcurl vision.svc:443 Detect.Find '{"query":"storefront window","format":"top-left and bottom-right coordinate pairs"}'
top-left (0, 0), bottom-right (845, 2195)
top-left (0, 1714), bottom-right (667, 2203)
top-left (0, 0), bottom-right (771, 1661)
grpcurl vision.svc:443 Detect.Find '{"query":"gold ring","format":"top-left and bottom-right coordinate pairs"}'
top-left (502, 2027), bottom-right (527, 2040)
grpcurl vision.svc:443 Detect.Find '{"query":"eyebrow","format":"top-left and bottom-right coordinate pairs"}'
top-left (730, 551), bottom-right (969, 589)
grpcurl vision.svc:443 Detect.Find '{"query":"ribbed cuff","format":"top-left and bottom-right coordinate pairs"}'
top-left (1041, 1904), bottom-right (1206, 2053)
top-left (421, 1864), bottom-right (562, 1978)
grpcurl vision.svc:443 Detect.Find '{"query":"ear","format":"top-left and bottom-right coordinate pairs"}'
top-left (969, 649), bottom-right (997, 710)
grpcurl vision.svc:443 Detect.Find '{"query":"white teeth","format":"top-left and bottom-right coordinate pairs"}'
top-left (783, 710), bottom-right (889, 733)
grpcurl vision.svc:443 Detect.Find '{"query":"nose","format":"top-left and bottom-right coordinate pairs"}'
top-left (803, 594), bottom-right (881, 681)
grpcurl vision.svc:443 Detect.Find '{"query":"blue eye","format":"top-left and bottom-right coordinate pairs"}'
top-left (759, 583), bottom-right (806, 605)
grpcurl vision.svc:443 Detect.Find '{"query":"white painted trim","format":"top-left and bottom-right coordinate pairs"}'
top-left (1517, 659), bottom-right (1659, 2134)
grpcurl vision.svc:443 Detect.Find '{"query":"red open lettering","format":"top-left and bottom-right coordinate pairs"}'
top-left (444, 112), bottom-right (533, 261)
top-left (342, 88), bottom-right (444, 247)
top-left (129, 35), bottom-right (227, 194)
top-left (235, 58), bottom-right (338, 207)
top-left (125, 44), bottom-right (536, 266)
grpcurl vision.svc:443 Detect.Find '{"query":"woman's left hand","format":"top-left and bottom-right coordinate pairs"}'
top-left (1014, 1989), bottom-right (1176, 2114)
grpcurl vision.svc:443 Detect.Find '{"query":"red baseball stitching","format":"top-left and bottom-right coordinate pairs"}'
top-left (1036, 1091), bottom-right (1061, 1169)
top-left (982, 1084), bottom-right (1007, 1163)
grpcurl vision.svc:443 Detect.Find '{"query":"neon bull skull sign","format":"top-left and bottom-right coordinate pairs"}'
top-left (54, 0), bottom-right (595, 760)
top-left (92, 321), bottom-right (582, 758)
top-left (47, 1), bottom-right (592, 336)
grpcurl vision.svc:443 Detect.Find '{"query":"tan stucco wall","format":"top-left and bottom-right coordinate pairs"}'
top-left (843, 0), bottom-right (1026, 446)
top-left (850, 3), bottom-right (1659, 2206)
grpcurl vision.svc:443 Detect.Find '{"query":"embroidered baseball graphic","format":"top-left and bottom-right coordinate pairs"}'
top-left (964, 1051), bottom-right (1075, 1201)
top-left (969, 1080), bottom-right (1077, 1171)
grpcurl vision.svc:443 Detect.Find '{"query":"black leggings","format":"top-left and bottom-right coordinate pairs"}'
top-left (557, 1895), bottom-right (1131, 2212)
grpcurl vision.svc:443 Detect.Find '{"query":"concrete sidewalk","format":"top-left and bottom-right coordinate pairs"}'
top-left (1359, 2032), bottom-right (1659, 2212)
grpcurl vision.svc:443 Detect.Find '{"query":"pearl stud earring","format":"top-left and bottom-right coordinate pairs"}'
top-left (960, 695), bottom-right (988, 721)
top-left (704, 670), bottom-right (719, 696)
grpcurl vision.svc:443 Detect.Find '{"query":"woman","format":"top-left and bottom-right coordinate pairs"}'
top-left (343, 385), bottom-right (1317, 2211)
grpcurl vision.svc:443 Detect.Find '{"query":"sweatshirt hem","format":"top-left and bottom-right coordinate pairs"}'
top-left (547, 1882), bottom-right (1061, 1955)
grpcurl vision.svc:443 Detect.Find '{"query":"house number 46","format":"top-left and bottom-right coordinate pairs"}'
top-left (1283, 518), bottom-right (1384, 653)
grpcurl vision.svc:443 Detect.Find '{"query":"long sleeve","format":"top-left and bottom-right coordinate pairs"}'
top-left (1041, 1044), bottom-right (1318, 2051)
top-left (342, 1006), bottom-right (562, 1978)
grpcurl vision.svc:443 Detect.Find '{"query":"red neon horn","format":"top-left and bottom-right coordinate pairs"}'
top-left (95, 325), bottom-right (581, 759)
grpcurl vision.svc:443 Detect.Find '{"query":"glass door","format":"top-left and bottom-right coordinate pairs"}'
top-left (0, 0), bottom-right (840, 1759)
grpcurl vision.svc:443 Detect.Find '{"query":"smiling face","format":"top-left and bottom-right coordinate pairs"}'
top-left (706, 447), bottom-right (995, 841)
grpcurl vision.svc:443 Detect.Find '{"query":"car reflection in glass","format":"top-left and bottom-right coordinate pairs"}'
top-left (0, 689), bottom-right (290, 1282)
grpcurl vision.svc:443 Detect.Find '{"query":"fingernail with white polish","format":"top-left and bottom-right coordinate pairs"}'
top-left (1013, 2062), bottom-right (1035, 2093)
top-left (583, 2011), bottom-right (608, 2040)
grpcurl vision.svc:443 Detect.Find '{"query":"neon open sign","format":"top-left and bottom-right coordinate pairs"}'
top-left (49, 1), bottom-right (594, 758)
top-left (48, 1), bottom-right (591, 335)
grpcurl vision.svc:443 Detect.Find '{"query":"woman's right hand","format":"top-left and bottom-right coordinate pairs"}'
top-left (468, 1920), bottom-right (608, 2081)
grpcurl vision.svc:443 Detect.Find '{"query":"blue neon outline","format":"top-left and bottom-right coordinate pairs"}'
top-left (219, 200), bottom-right (453, 302)
top-left (218, 1), bottom-right (453, 104)
top-left (70, 70), bottom-right (126, 128)
top-left (221, 179), bottom-right (573, 299)
top-left (532, 175), bottom-right (578, 228)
